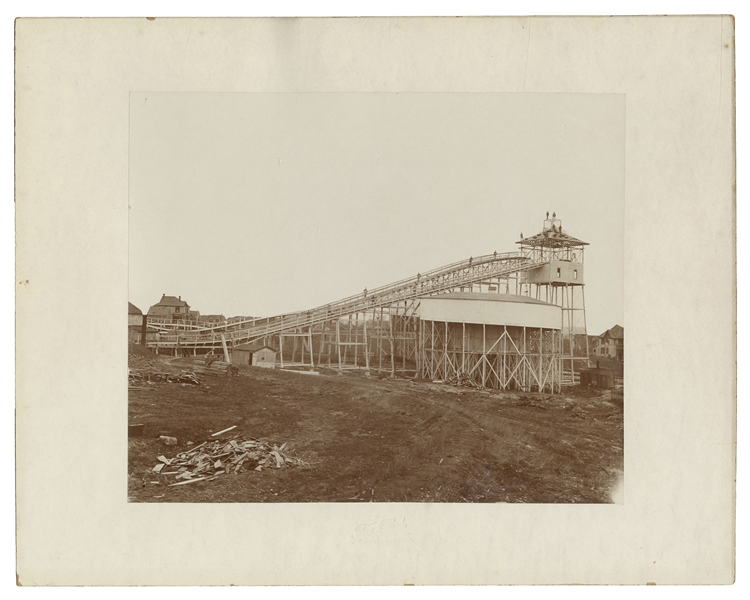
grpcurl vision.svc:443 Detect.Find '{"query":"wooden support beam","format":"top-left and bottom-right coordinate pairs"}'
top-left (363, 317), bottom-right (370, 376)
top-left (336, 320), bottom-right (343, 373)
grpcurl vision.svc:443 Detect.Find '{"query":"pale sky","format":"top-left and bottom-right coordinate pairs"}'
top-left (129, 93), bottom-right (624, 336)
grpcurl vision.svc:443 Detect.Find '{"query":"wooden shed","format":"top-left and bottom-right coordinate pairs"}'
top-left (232, 343), bottom-right (277, 369)
top-left (578, 365), bottom-right (615, 389)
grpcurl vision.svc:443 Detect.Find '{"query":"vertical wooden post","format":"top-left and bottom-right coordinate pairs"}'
top-left (444, 321), bottom-right (449, 381)
top-left (220, 334), bottom-right (230, 364)
top-left (336, 320), bottom-right (343, 373)
top-left (354, 312), bottom-right (359, 368)
top-left (388, 308), bottom-right (398, 378)
top-left (502, 326), bottom-right (507, 389)
top-left (430, 320), bottom-right (435, 380)
top-left (416, 317), bottom-right (422, 377)
top-left (300, 330), bottom-right (304, 367)
top-left (308, 327), bottom-right (315, 370)
top-left (537, 327), bottom-right (544, 394)
top-left (317, 324), bottom-right (325, 368)
top-left (462, 321), bottom-right (466, 373)
top-left (378, 307), bottom-right (383, 373)
top-left (482, 323), bottom-right (486, 388)
top-left (363, 318), bottom-right (370, 376)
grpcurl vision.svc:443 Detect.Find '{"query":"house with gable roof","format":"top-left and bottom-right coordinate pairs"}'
top-left (147, 294), bottom-right (191, 323)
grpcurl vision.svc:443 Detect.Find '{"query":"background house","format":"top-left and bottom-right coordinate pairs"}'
top-left (128, 302), bottom-right (144, 327)
top-left (592, 324), bottom-right (624, 361)
top-left (200, 314), bottom-right (227, 326)
top-left (129, 302), bottom-right (160, 345)
top-left (147, 294), bottom-right (191, 323)
top-left (128, 302), bottom-right (145, 344)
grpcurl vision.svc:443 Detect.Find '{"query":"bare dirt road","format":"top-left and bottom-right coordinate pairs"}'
top-left (129, 359), bottom-right (623, 503)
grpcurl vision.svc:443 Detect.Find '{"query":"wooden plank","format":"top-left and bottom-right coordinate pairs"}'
top-left (168, 477), bottom-right (208, 487)
top-left (211, 425), bottom-right (237, 437)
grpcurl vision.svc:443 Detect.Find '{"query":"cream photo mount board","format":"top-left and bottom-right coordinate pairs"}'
top-left (15, 16), bottom-right (735, 585)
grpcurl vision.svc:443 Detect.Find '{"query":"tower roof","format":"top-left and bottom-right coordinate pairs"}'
top-left (516, 216), bottom-right (588, 248)
top-left (516, 230), bottom-right (588, 248)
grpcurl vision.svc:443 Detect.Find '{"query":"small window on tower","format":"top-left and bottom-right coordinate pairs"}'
top-left (574, 270), bottom-right (578, 280)
top-left (556, 268), bottom-right (561, 278)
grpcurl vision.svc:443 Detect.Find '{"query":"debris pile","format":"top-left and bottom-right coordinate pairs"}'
top-left (445, 371), bottom-right (481, 388)
top-left (129, 369), bottom-right (201, 386)
top-left (152, 435), bottom-right (307, 487)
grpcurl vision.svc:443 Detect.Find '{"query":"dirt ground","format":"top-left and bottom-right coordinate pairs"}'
top-left (128, 359), bottom-right (623, 503)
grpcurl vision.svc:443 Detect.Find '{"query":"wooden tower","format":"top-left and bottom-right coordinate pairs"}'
top-left (517, 215), bottom-right (589, 383)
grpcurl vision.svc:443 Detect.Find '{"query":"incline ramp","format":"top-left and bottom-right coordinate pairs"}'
top-left (148, 251), bottom-right (545, 351)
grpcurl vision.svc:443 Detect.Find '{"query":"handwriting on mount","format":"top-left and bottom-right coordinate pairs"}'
top-left (352, 518), bottom-right (407, 540)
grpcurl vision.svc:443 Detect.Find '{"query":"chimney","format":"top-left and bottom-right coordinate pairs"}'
top-left (179, 295), bottom-right (181, 300)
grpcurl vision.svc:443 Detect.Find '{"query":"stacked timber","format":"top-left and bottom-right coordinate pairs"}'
top-left (188, 359), bottom-right (239, 378)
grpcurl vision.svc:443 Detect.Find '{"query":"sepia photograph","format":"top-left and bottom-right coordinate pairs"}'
top-left (15, 13), bottom-right (736, 585)
top-left (127, 92), bottom-right (625, 503)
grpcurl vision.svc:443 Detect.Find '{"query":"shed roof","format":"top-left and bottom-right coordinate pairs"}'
top-left (233, 343), bottom-right (276, 352)
top-left (128, 302), bottom-right (142, 315)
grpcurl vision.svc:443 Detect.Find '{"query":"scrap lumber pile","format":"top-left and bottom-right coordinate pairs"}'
top-left (445, 371), bottom-right (481, 388)
top-left (184, 358), bottom-right (239, 378)
top-left (128, 353), bottom-right (202, 388)
top-left (152, 435), bottom-right (307, 486)
top-left (128, 369), bottom-right (201, 386)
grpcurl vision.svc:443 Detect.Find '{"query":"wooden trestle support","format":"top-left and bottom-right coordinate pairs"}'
top-left (276, 299), bottom-right (421, 377)
top-left (417, 321), bottom-right (561, 393)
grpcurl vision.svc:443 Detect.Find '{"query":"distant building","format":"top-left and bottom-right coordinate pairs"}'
top-left (228, 316), bottom-right (254, 324)
top-left (147, 294), bottom-right (191, 323)
top-left (128, 302), bottom-right (145, 344)
top-left (592, 324), bottom-right (624, 361)
top-left (579, 364), bottom-right (616, 389)
top-left (128, 302), bottom-right (143, 327)
top-left (231, 343), bottom-right (276, 368)
top-left (200, 314), bottom-right (227, 325)
top-left (129, 302), bottom-right (160, 345)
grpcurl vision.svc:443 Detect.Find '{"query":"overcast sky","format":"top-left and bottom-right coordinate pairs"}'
top-left (129, 92), bottom-right (624, 336)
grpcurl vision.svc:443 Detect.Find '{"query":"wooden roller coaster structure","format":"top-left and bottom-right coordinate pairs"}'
top-left (146, 218), bottom-right (590, 386)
